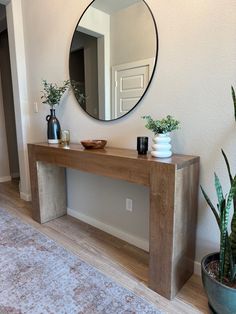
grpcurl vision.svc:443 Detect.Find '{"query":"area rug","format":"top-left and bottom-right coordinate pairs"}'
top-left (0, 208), bottom-right (163, 314)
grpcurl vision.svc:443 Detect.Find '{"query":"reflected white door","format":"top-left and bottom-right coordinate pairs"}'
top-left (112, 58), bottom-right (154, 119)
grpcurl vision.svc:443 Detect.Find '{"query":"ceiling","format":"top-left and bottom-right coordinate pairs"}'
top-left (92, 0), bottom-right (141, 15)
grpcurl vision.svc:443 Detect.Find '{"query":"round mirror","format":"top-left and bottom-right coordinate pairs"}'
top-left (69, 0), bottom-right (158, 121)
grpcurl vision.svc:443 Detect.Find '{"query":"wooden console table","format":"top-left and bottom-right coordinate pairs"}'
top-left (28, 143), bottom-right (199, 300)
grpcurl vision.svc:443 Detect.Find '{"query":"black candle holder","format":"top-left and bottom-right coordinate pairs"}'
top-left (137, 137), bottom-right (148, 155)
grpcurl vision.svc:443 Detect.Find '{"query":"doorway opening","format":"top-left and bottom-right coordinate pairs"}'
top-left (70, 48), bottom-right (86, 111)
top-left (0, 4), bottom-right (20, 184)
top-left (70, 31), bottom-right (99, 118)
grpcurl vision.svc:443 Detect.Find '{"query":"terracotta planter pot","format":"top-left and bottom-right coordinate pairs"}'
top-left (201, 252), bottom-right (236, 314)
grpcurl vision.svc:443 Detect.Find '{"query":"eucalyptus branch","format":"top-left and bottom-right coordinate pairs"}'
top-left (41, 80), bottom-right (70, 109)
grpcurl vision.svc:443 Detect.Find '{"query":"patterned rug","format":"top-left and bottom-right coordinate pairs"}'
top-left (0, 208), bottom-right (163, 314)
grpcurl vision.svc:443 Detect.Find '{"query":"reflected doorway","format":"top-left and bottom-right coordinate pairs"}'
top-left (70, 31), bottom-right (102, 118)
top-left (70, 48), bottom-right (86, 111)
top-left (70, 31), bottom-right (99, 119)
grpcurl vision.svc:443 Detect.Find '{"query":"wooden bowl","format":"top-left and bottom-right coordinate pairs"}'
top-left (80, 140), bottom-right (107, 149)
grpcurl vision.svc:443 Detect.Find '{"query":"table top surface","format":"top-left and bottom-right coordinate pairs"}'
top-left (28, 142), bottom-right (199, 169)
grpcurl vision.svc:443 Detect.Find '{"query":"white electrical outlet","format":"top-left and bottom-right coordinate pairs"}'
top-left (34, 102), bottom-right (39, 113)
top-left (126, 198), bottom-right (133, 212)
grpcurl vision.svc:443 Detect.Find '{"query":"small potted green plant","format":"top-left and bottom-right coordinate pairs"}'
top-left (142, 115), bottom-right (180, 158)
top-left (41, 80), bottom-right (70, 144)
top-left (201, 87), bottom-right (236, 314)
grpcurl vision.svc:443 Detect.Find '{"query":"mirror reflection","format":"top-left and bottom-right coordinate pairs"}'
top-left (69, 0), bottom-right (158, 121)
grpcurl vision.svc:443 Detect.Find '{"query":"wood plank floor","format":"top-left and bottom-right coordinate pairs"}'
top-left (0, 179), bottom-right (210, 313)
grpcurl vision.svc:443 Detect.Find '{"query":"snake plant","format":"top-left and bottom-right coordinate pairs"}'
top-left (201, 167), bottom-right (236, 283)
top-left (232, 86), bottom-right (236, 121)
top-left (201, 87), bottom-right (236, 284)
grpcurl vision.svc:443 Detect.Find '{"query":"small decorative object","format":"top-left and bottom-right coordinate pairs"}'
top-left (41, 80), bottom-right (70, 144)
top-left (60, 130), bottom-right (70, 147)
top-left (142, 115), bottom-right (180, 158)
top-left (200, 87), bottom-right (236, 314)
top-left (152, 133), bottom-right (172, 158)
top-left (137, 137), bottom-right (148, 155)
top-left (45, 110), bottom-right (61, 144)
top-left (80, 140), bottom-right (107, 149)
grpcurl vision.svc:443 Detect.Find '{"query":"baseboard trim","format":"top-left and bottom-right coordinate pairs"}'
top-left (67, 207), bottom-right (201, 276)
top-left (67, 207), bottom-right (149, 252)
top-left (0, 176), bottom-right (11, 183)
top-left (20, 191), bottom-right (31, 202)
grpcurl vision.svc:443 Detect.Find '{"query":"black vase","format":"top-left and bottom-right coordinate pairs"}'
top-left (46, 109), bottom-right (61, 144)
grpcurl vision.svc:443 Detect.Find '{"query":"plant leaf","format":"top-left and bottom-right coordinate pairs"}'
top-left (214, 173), bottom-right (225, 213)
top-left (227, 238), bottom-right (236, 282)
top-left (200, 185), bottom-right (220, 227)
top-left (225, 175), bottom-right (236, 216)
top-left (220, 175), bottom-right (236, 280)
top-left (221, 149), bottom-right (233, 184)
top-left (232, 86), bottom-right (236, 122)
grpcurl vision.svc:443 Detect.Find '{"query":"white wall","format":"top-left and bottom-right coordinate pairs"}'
top-left (19, 0), bottom-right (236, 267)
top-left (0, 69), bottom-right (10, 181)
top-left (110, 1), bottom-right (157, 66)
top-left (6, 0), bottom-right (31, 200)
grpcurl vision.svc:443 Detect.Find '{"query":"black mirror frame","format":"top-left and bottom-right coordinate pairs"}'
top-left (69, 0), bottom-right (159, 122)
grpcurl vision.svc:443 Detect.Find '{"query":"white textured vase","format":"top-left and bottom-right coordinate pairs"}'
top-left (151, 133), bottom-right (172, 158)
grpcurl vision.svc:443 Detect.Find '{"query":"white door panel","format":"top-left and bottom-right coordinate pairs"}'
top-left (122, 74), bottom-right (144, 91)
top-left (112, 58), bottom-right (154, 119)
top-left (120, 97), bottom-right (140, 112)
